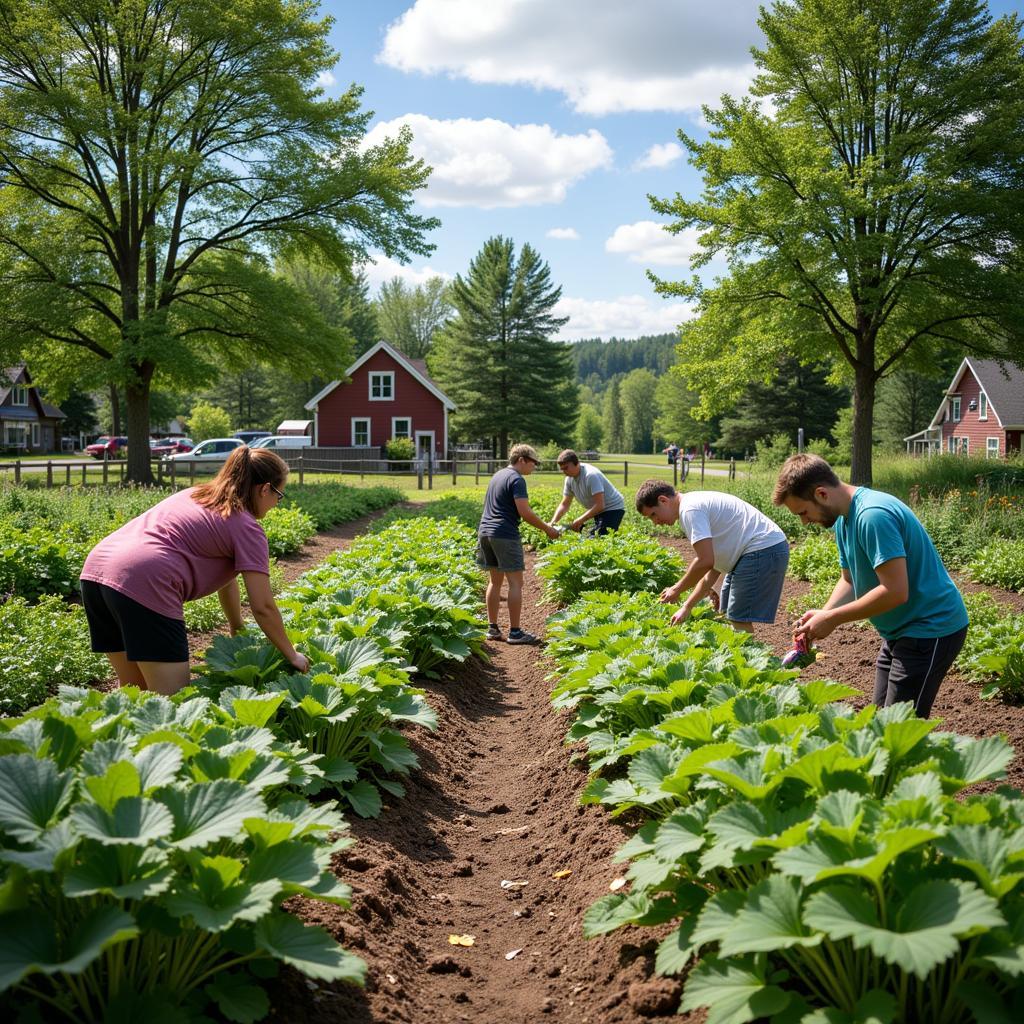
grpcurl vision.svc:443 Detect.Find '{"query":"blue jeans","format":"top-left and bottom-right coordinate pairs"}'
top-left (720, 539), bottom-right (789, 624)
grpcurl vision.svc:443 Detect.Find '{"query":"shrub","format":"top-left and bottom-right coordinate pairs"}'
top-left (967, 539), bottom-right (1024, 593)
top-left (384, 436), bottom-right (415, 461)
top-left (753, 431), bottom-right (794, 468)
top-left (958, 592), bottom-right (1024, 703)
top-left (262, 505), bottom-right (317, 556)
top-left (787, 531), bottom-right (839, 582)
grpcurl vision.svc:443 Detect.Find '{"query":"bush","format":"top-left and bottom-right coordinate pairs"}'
top-left (0, 596), bottom-right (108, 713)
top-left (788, 531), bottom-right (839, 582)
top-left (753, 431), bottom-right (794, 468)
top-left (284, 482), bottom-right (403, 530)
top-left (186, 400), bottom-right (233, 440)
top-left (262, 505), bottom-right (317, 556)
top-left (384, 436), bottom-right (415, 461)
top-left (967, 539), bottom-right (1024, 593)
top-left (957, 592), bottom-right (1024, 703)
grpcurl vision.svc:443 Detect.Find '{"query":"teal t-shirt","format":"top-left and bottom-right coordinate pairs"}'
top-left (833, 487), bottom-right (967, 641)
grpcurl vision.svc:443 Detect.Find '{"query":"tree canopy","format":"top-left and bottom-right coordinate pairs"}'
top-left (429, 236), bottom-right (576, 458)
top-left (651, 0), bottom-right (1024, 483)
top-left (374, 275), bottom-right (451, 360)
top-left (0, 0), bottom-right (436, 481)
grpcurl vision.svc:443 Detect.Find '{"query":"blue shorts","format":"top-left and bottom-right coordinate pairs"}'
top-left (720, 539), bottom-right (789, 624)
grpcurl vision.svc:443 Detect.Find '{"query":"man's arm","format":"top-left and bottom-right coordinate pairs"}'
top-left (550, 495), bottom-right (573, 525)
top-left (516, 497), bottom-right (560, 539)
top-left (571, 490), bottom-right (604, 530)
top-left (659, 538), bottom-right (715, 604)
top-left (218, 578), bottom-right (245, 635)
top-left (795, 560), bottom-right (908, 641)
top-left (673, 567), bottom-right (723, 623)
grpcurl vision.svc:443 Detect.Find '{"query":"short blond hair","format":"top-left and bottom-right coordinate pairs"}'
top-left (508, 443), bottom-right (540, 466)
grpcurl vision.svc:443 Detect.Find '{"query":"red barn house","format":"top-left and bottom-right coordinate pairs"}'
top-left (304, 341), bottom-right (455, 460)
top-left (905, 357), bottom-right (1024, 458)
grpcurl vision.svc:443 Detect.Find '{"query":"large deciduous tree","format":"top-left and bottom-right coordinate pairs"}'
top-left (374, 275), bottom-right (451, 359)
top-left (651, 0), bottom-right (1024, 483)
top-left (429, 237), bottom-right (576, 459)
top-left (0, 0), bottom-right (436, 482)
top-left (619, 368), bottom-right (659, 454)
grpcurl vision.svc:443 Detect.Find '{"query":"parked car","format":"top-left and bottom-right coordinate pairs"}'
top-left (233, 430), bottom-right (273, 444)
top-left (150, 437), bottom-right (193, 457)
top-left (85, 436), bottom-right (128, 459)
top-left (163, 437), bottom-right (245, 465)
top-left (248, 435), bottom-right (313, 450)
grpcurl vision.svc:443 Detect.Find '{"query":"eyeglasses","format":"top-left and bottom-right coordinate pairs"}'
top-left (269, 484), bottom-right (284, 500)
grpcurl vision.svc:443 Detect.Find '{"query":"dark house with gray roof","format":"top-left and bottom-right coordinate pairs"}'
top-left (1, 365), bottom-right (67, 453)
top-left (905, 357), bottom-right (1024, 458)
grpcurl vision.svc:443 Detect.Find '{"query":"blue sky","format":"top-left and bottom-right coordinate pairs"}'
top-left (319, 0), bottom-right (1022, 341)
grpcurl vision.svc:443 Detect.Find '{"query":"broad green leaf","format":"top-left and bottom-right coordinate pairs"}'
top-left (773, 834), bottom-right (856, 883)
top-left (161, 780), bottom-right (266, 850)
top-left (84, 761), bottom-right (141, 813)
top-left (815, 791), bottom-right (866, 845)
top-left (254, 914), bottom-right (366, 984)
top-left (655, 915), bottom-right (700, 976)
top-left (937, 736), bottom-right (1013, 789)
top-left (815, 826), bottom-right (939, 885)
top-left (205, 973), bottom-right (270, 1024)
top-left (344, 780), bottom-right (382, 819)
top-left (653, 810), bottom-right (707, 861)
top-left (0, 755), bottom-right (75, 842)
top-left (0, 905), bottom-right (138, 990)
top-left (658, 709), bottom-right (716, 743)
top-left (0, 821), bottom-right (77, 873)
top-left (64, 844), bottom-right (173, 900)
top-left (881, 718), bottom-right (936, 763)
top-left (937, 825), bottom-right (1022, 898)
top-left (691, 890), bottom-right (747, 947)
top-left (71, 797), bottom-right (174, 846)
top-left (799, 990), bottom-right (896, 1024)
top-left (230, 695), bottom-right (286, 729)
top-left (582, 893), bottom-right (652, 937)
top-left (804, 880), bottom-right (1004, 978)
top-left (800, 680), bottom-right (860, 706)
top-left (133, 743), bottom-right (185, 792)
top-left (681, 956), bottom-right (791, 1024)
top-left (720, 875), bottom-right (821, 956)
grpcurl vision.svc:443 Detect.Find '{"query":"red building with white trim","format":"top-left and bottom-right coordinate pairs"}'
top-left (905, 357), bottom-right (1024, 458)
top-left (304, 341), bottom-right (455, 460)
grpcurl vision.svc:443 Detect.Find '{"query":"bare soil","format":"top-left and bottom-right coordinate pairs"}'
top-left (126, 512), bottom-right (1024, 1022)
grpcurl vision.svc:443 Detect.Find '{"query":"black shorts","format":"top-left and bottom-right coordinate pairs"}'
top-left (80, 579), bottom-right (189, 663)
top-left (873, 625), bottom-right (968, 719)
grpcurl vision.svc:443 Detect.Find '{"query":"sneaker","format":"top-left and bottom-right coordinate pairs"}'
top-left (507, 629), bottom-right (539, 645)
top-left (486, 624), bottom-right (504, 641)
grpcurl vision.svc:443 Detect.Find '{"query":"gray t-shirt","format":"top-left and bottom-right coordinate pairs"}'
top-left (562, 463), bottom-right (625, 513)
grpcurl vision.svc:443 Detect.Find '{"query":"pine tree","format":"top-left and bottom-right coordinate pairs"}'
top-left (603, 379), bottom-right (625, 454)
top-left (430, 237), bottom-right (576, 458)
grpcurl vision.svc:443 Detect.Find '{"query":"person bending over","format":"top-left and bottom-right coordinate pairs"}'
top-left (80, 447), bottom-right (309, 694)
top-left (635, 480), bottom-right (789, 633)
top-left (549, 448), bottom-right (627, 535)
top-left (773, 454), bottom-right (967, 718)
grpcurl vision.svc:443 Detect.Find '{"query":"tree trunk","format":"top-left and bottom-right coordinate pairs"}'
top-left (850, 364), bottom-right (876, 486)
top-left (499, 430), bottom-right (509, 461)
top-left (109, 384), bottom-right (121, 435)
top-left (125, 365), bottom-right (155, 485)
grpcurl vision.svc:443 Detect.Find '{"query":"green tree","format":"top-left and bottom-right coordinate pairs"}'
top-left (651, 0), bottom-right (1024, 483)
top-left (619, 368), bottom-right (659, 453)
top-left (186, 401), bottom-right (232, 441)
top-left (602, 379), bottom-right (625, 454)
top-left (0, 0), bottom-right (436, 483)
top-left (429, 237), bottom-right (576, 458)
top-left (375, 276), bottom-right (451, 359)
top-left (654, 370), bottom-right (714, 451)
top-left (575, 404), bottom-right (604, 451)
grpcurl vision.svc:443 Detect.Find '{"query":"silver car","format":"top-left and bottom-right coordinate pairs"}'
top-left (163, 437), bottom-right (245, 464)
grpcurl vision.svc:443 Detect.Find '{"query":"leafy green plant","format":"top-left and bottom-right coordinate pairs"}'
top-left (0, 686), bottom-right (365, 1022)
top-left (261, 505), bottom-right (317, 556)
top-left (788, 532), bottom-right (839, 582)
top-left (968, 539), bottom-right (1024, 593)
top-left (184, 560), bottom-right (286, 633)
top-left (384, 436), bottom-right (415, 461)
top-left (282, 483), bottom-right (403, 530)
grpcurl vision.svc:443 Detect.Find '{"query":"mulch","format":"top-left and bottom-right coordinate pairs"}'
top-left (103, 509), bottom-right (1024, 1021)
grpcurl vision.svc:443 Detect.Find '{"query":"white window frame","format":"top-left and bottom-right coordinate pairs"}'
top-left (959, 437), bottom-right (969, 455)
top-left (11, 385), bottom-right (28, 406)
top-left (391, 416), bottom-right (411, 439)
top-left (950, 396), bottom-right (961, 422)
top-left (4, 421), bottom-right (28, 447)
top-left (987, 437), bottom-right (1000, 459)
top-left (30, 422), bottom-right (39, 447)
top-left (414, 430), bottom-right (435, 462)
top-left (351, 417), bottom-right (371, 446)
top-left (948, 436), bottom-right (956, 453)
top-left (368, 372), bottom-right (394, 401)
top-left (979, 392), bottom-right (988, 420)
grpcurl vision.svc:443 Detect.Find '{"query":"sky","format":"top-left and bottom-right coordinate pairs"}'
top-left (319, 0), bottom-right (1022, 342)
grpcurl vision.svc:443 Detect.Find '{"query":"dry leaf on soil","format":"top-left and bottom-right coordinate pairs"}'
top-left (448, 934), bottom-right (475, 946)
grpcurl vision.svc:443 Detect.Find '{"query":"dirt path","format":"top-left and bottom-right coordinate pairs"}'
top-left (276, 556), bottom-right (691, 1023)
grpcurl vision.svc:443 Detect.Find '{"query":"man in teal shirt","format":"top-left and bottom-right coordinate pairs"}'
top-left (773, 454), bottom-right (968, 718)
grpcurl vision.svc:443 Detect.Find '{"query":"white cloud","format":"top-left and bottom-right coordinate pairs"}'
top-left (363, 253), bottom-right (452, 292)
top-left (554, 294), bottom-right (694, 342)
top-left (363, 114), bottom-right (612, 208)
top-left (546, 227), bottom-right (580, 240)
top-left (633, 142), bottom-right (684, 171)
top-left (380, 0), bottom-right (760, 115)
top-left (605, 220), bottom-right (703, 266)
top-left (316, 70), bottom-right (336, 88)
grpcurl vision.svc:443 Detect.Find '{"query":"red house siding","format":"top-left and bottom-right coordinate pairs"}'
top-left (940, 367), bottom-right (1005, 457)
top-left (314, 350), bottom-right (447, 455)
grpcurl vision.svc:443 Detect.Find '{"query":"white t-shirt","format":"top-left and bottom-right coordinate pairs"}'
top-left (677, 491), bottom-right (786, 574)
top-left (562, 463), bottom-right (626, 513)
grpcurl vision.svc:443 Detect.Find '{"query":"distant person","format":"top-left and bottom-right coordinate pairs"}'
top-left (663, 442), bottom-right (680, 466)
top-left (634, 480), bottom-right (789, 632)
top-left (549, 449), bottom-right (627, 535)
top-left (477, 443), bottom-right (560, 644)
top-left (80, 447), bottom-right (309, 695)
top-left (773, 454), bottom-right (968, 718)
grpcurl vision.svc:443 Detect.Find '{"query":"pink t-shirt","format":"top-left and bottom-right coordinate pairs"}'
top-left (80, 488), bottom-right (270, 620)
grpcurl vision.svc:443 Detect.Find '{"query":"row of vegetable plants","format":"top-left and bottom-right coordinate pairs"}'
top-left (539, 534), bottom-right (1024, 1024)
top-left (0, 516), bottom-right (485, 1022)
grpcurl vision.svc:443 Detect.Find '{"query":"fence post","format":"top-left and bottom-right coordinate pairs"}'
top-left (171, 459), bottom-right (177, 487)
top-left (452, 456), bottom-right (457, 487)
top-left (47, 460), bottom-right (53, 488)
top-left (475, 459), bottom-right (480, 484)
top-left (120, 460), bottom-right (126, 482)
top-left (81, 464), bottom-right (87, 487)
top-left (65, 464), bottom-right (71, 487)
top-left (14, 459), bottom-right (20, 485)
top-left (428, 452), bottom-right (433, 490)
top-left (102, 457), bottom-right (108, 486)
top-left (624, 460), bottom-right (628, 488)
top-left (298, 455), bottom-right (304, 486)
top-left (700, 450), bottom-right (705, 486)
top-left (729, 458), bottom-right (736, 480)
top-left (673, 458), bottom-right (678, 489)
top-left (417, 461), bottom-right (424, 490)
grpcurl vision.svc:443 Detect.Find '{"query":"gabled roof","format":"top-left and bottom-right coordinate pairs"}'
top-left (305, 340), bottom-right (456, 411)
top-left (927, 356), bottom-right (1024, 429)
top-left (1, 365), bottom-right (64, 419)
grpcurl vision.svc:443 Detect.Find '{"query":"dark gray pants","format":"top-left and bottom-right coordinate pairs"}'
top-left (873, 625), bottom-right (968, 718)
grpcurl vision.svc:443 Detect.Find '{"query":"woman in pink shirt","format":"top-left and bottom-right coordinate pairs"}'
top-left (80, 446), bottom-right (309, 695)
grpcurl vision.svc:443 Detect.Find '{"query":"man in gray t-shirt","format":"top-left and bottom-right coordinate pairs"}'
top-left (549, 449), bottom-right (626, 535)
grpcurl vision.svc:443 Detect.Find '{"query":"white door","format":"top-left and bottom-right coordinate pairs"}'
top-left (415, 431), bottom-right (435, 463)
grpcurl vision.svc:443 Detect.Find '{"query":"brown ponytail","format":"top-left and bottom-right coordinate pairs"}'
top-left (191, 446), bottom-right (288, 517)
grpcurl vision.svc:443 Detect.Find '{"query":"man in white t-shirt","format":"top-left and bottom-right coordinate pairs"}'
top-left (549, 449), bottom-right (627, 534)
top-left (634, 479), bottom-right (790, 632)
